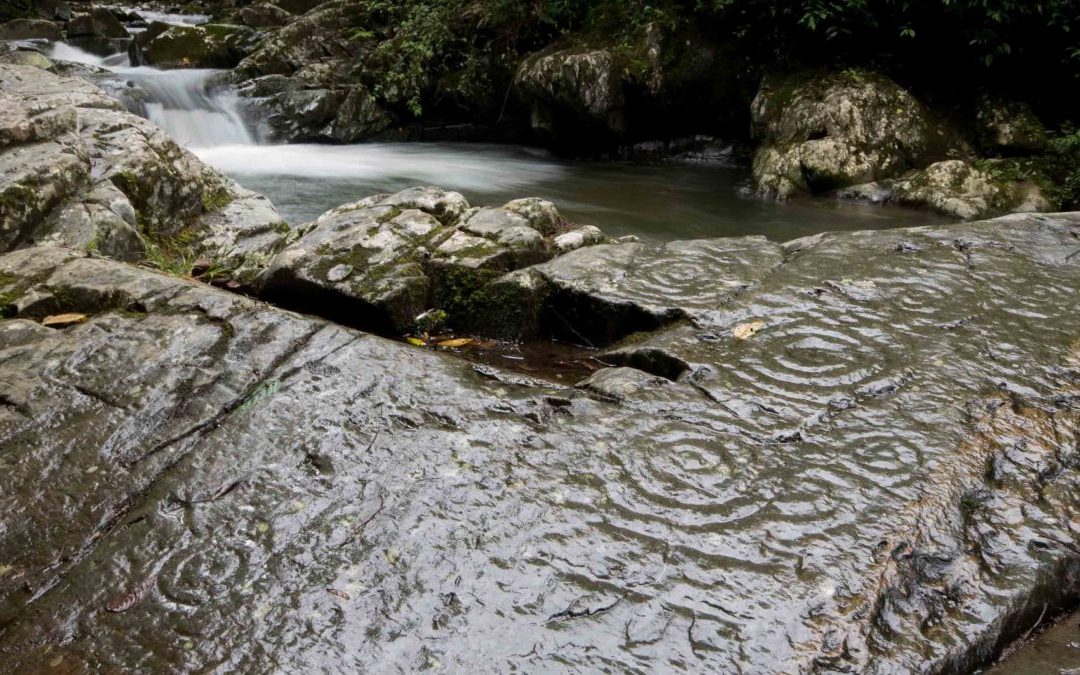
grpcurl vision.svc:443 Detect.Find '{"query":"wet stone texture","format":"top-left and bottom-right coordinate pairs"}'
top-left (1, 211), bottom-right (1080, 672)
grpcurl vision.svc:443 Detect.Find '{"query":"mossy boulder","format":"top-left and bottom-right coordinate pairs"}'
top-left (976, 98), bottom-right (1048, 155)
top-left (514, 22), bottom-right (741, 153)
top-left (239, 3), bottom-right (292, 29)
top-left (839, 158), bottom-right (1056, 220)
top-left (751, 68), bottom-right (965, 199)
top-left (0, 63), bottom-right (290, 279)
top-left (131, 22), bottom-right (259, 69)
top-left (66, 7), bottom-right (128, 40)
top-left (0, 18), bottom-right (62, 40)
top-left (255, 187), bottom-right (607, 336)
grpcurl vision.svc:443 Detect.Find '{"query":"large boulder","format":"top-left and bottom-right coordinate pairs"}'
top-left (130, 22), bottom-right (259, 69)
top-left (514, 23), bottom-right (740, 152)
top-left (231, 1), bottom-right (395, 143)
top-left (238, 75), bottom-right (391, 143)
top-left (0, 64), bottom-right (290, 277)
top-left (66, 6), bottom-right (128, 39)
top-left (839, 159), bottom-right (1056, 220)
top-left (0, 18), bottom-right (62, 40)
top-left (255, 187), bottom-right (606, 334)
top-left (976, 98), bottom-right (1048, 155)
top-left (239, 2), bottom-right (292, 28)
top-left (2, 212), bottom-right (1080, 672)
top-left (751, 69), bottom-right (963, 199)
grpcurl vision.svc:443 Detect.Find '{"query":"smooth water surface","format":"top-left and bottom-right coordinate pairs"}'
top-left (194, 143), bottom-right (951, 240)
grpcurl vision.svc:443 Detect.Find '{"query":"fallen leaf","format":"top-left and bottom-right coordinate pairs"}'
top-left (437, 338), bottom-right (473, 348)
top-left (42, 313), bottom-right (88, 328)
top-left (105, 586), bottom-right (145, 613)
top-left (405, 337), bottom-right (426, 347)
top-left (326, 588), bottom-right (351, 600)
top-left (732, 320), bottom-right (765, 340)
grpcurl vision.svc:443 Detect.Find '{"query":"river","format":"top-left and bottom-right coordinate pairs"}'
top-left (49, 41), bottom-right (948, 241)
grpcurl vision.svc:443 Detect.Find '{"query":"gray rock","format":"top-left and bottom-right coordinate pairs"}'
top-left (470, 236), bottom-right (782, 344)
top-left (0, 18), bottom-right (63, 41)
top-left (66, 6), bottom-right (128, 39)
top-left (255, 187), bottom-right (604, 335)
top-left (840, 159), bottom-right (1055, 220)
top-left (976, 98), bottom-right (1048, 155)
top-left (3, 213), bottom-right (1080, 672)
top-left (239, 3), bottom-right (292, 28)
top-left (0, 64), bottom-right (290, 277)
top-left (131, 22), bottom-right (259, 69)
top-left (0, 46), bottom-right (53, 70)
top-left (751, 69), bottom-right (964, 199)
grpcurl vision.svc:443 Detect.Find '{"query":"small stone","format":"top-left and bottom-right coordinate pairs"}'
top-left (326, 264), bottom-right (353, 282)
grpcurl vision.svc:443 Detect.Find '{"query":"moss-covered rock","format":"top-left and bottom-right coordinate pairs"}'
top-left (254, 188), bottom-right (607, 337)
top-left (66, 7), bottom-right (128, 40)
top-left (976, 98), bottom-right (1048, 155)
top-left (839, 158), bottom-right (1056, 220)
top-left (131, 22), bottom-right (259, 69)
top-left (0, 63), bottom-right (290, 279)
top-left (0, 18), bottom-right (62, 40)
top-left (751, 68), bottom-right (965, 199)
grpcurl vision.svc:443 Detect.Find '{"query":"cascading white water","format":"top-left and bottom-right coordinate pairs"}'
top-left (47, 43), bottom-right (255, 146)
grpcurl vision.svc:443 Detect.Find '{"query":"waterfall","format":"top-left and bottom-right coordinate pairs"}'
top-left (47, 43), bottom-right (256, 147)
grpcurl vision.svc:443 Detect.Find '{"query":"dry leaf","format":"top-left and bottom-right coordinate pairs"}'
top-left (42, 313), bottom-right (88, 328)
top-left (437, 338), bottom-right (473, 348)
top-left (732, 320), bottom-right (765, 340)
top-left (405, 337), bottom-right (426, 347)
top-left (326, 588), bottom-right (351, 600)
top-left (105, 586), bottom-right (146, 613)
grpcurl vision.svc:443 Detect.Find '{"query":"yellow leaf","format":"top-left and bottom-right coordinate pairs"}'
top-left (405, 337), bottom-right (426, 347)
top-left (732, 320), bottom-right (765, 340)
top-left (42, 313), bottom-right (88, 328)
top-left (437, 338), bottom-right (473, 348)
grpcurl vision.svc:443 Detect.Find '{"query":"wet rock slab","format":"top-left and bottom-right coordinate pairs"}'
top-left (0, 63), bottom-right (290, 277)
top-left (1, 211), bottom-right (1080, 672)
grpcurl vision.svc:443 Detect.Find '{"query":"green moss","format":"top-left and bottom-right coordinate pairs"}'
top-left (0, 271), bottom-right (20, 319)
top-left (201, 187), bottom-right (233, 213)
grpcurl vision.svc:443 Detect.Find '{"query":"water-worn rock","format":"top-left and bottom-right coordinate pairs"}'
top-left (514, 24), bottom-right (739, 152)
top-left (231, 0), bottom-right (394, 143)
top-left (0, 63), bottom-right (290, 276)
top-left (752, 68), bottom-right (962, 199)
top-left (238, 2), bottom-right (291, 28)
top-left (976, 98), bottom-right (1048, 155)
top-left (131, 21), bottom-right (259, 69)
top-left (839, 159), bottom-right (1055, 220)
top-left (256, 187), bottom-right (603, 334)
top-left (0, 18), bottom-right (62, 41)
top-left (66, 6), bottom-right (128, 40)
top-left (1, 211), bottom-right (1079, 672)
top-left (470, 236), bottom-right (783, 343)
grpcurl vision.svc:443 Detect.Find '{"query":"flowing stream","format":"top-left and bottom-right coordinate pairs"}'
top-left (48, 39), bottom-right (949, 240)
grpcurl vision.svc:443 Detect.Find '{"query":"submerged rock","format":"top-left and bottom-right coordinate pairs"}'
top-left (1, 211), bottom-right (1080, 672)
top-left (751, 68), bottom-right (962, 199)
top-left (255, 187), bottom-right (604, 334)
top-left (0, 64), bottom-right (290, 278)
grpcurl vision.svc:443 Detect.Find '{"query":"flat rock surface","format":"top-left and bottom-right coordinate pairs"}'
top-left (1, 211), bottom-right (1080, 673)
